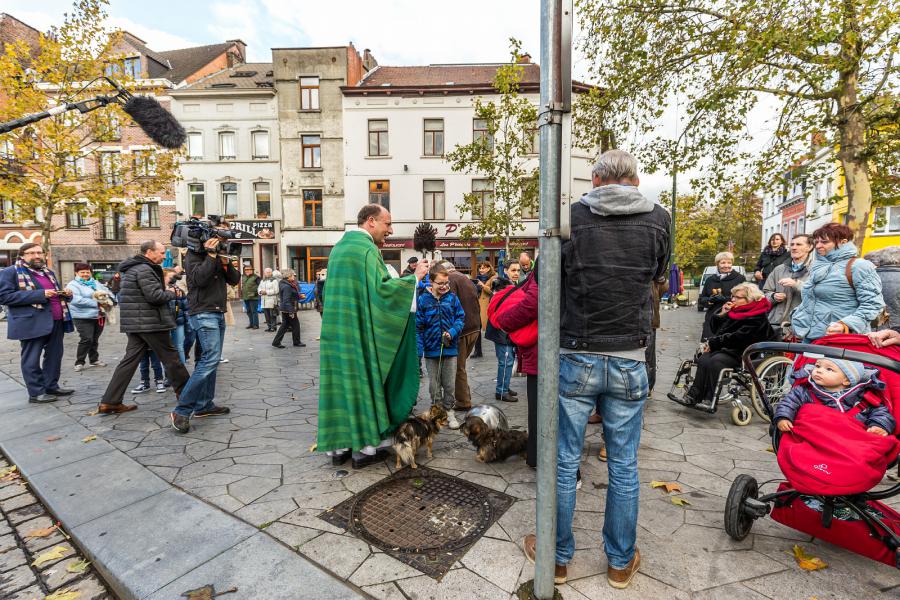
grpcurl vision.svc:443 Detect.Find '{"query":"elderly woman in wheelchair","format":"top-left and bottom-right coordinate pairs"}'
top-left (668, 282), bottom-right (788, 425)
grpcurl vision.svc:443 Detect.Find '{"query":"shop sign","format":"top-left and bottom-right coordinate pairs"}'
top-left (229, 220), bottom-right (278, 240)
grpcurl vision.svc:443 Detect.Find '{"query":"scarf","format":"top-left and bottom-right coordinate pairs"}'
top-left (789, 261), bottom-right (807, 274)
top-left (763, 245), bottom-right (787, 257)
top-left (77, 277), bottom-right (97, 290)
top-left (727, 297), bottom-right (771, 320)
top-left (15, 258), bottom-right (71, 320)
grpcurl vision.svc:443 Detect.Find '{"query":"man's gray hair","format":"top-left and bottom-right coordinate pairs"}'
top-left (440, 260), bottom-right (456, 272)
top-left (592, 149), bottom-right (639, 182)
top-left (140, 240), bottom-right (160, 255)
top-left (281, 268), bottom-right (295, 278)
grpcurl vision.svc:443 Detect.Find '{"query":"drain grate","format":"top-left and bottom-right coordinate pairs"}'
top-left (319, 467), bottom-right (514, 580)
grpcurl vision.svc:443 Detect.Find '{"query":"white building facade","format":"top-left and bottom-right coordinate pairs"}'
top-left (171, 63), bottom-right (282, 271)
top-left (341, 63), bottom-right (595, 275)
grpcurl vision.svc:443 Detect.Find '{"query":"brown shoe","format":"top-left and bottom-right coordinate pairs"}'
top-left (97, 403), bottom-right (138, 414)
top-left (453, 403), bottom-right (472, 412)
top-left (523, 534), bottom-right (567, 584)
top-left (587, 412), bottom-right (602, 424)
top-left (597, 445), bottom-right (607, 462)
top-left (607, 548), bottom-right (640, 589)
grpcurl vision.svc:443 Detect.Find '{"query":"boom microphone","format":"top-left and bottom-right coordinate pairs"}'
top-left (121, 95), bottom-right (186, 149)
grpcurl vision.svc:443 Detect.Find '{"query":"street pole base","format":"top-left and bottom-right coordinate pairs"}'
top-left (516, 580), bottom-right (563, 600)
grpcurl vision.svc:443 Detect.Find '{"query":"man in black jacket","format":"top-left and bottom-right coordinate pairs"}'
top-left (98, 241), bottom-right (190, 414)
top-left (523, 149), bottom-right (670, 589)
top-left (171, 231), bottom-right (240, 433)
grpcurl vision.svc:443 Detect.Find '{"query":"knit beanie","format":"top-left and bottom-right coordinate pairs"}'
top-left (829, 358), bottom-right (866, 387)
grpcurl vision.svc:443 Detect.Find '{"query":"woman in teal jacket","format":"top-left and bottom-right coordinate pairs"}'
top-left (790, 223), bottom-right (885, 342)
top-left (65, 263), bottom-right (112, 370)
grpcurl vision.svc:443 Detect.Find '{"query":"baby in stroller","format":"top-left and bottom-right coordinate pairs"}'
top-left (774, 357), bottom-right (896, 437)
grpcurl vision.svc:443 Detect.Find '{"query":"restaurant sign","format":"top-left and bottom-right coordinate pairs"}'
top-left (228, 220), bottom-right (278, 240)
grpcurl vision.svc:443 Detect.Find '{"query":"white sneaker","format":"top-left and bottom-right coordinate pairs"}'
top-left (219, 357), bottom-right (229, 363)
top-left (73, 364), bottom-right (83, 372)
top-left (448, 413), bottom-right (460, 430)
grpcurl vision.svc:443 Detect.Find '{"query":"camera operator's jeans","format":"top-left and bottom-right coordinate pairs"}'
top-left (556, 352), bottom-right (646, 570)
top-left (174, 312), bottom-right (226, 417)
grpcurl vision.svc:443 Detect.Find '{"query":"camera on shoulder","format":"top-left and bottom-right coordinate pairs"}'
top-left (171, 214), bottom-right (243, 256)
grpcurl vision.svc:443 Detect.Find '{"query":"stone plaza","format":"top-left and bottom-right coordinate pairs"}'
top-left (0, 304), bottom-right (898, 599)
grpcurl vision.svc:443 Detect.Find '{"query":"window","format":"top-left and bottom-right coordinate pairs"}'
top-left (369, 180), bottom-right (390, 210)
top-left (254, 182), bottom-right (271, 216)
top-left (300, 77), bottom-right (320, 110)
top-left (368, 120), bottom-right (388, 156)
top-left (520, 175), bottom-right (539, 219)
top-left (301, 135), bottom-right (321, 168)
top-left (797, 217), bottom-right (805, 236)
top-left (65, 154), bottom-right (84, 177)
top-left (874, 206), bottom-right (900, 234)
top-left (136, 201), bottom-right (159, 228)
top-left (100, 209), bottom-right (125, 241)
top-left (221, 182), bottom-right (238, 218)
top-left (65, 203), bottom-right (87, 228)
top-left (472, 179), bottom-right (494, 216)
top-left (97, 114), bottom-right (120, 141)
top-left (124, 57), bottom-right (140, 79)
top-left (0, 198), bottom-right (15, 223)
top-left (423, 180), bottom-right (445, 220)
top-left (525, 127), bottom-right (539, 154)
top-left (187, 132), bottom-right (203, 159)
top-left (423, 119), bottom-right (444, 156)
top-left (0, 140), bottom-right (13, 158)
top-left (98, 151), bottom-right (121, 186)
top-left (473, 118), bottom-right (493, 147)
top-left (219, 131), bottom-right (236, 160)
top-left (189, 183), bottom-right (205, 217)
top-left (303, 189), bottom-right (323, 227)
top-left (251, 130), bottom-right (269, 159)
top-left (133, 150), bottom-right (156, 176)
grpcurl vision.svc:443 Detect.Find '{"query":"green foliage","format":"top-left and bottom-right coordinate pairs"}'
top-left (575, 0), bottom-right (900, 244)
top-left (445, 39), bottom-right (538, 254)
top-left (0, 0), bottom-right (181, 253)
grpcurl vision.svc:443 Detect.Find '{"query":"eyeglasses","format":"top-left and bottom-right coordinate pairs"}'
top-left (22, 250), bottom-right (44, 256)
top-left (434, 282), bottom-right (450, 287)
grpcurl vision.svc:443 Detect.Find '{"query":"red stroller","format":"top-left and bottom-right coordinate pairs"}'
top-left (725, 335), bottom-right (900, 568)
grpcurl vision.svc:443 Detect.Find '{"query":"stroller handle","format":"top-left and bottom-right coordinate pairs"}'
top-left (743, 341), bottom-right (900, 376)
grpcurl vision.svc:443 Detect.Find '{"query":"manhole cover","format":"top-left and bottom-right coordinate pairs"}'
top-left (351, 472), bottom-right (492, 553)
top-left (319, 467), bottom-right (514, 580)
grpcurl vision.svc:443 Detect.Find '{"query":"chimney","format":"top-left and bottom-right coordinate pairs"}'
top-left (363, 48), bottom-right (378, 71)
top-left (227, 39), bottom-right (247, 66)
top-left (517, 53), bottom-right (532, 64)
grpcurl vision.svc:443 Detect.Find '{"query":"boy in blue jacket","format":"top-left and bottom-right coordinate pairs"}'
top-left (416, 265), bottom-right (465, 429)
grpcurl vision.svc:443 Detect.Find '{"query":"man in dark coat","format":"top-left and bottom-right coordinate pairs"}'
top-left (98, 241), bottom-right (190, 414)
top-left (441, 261), bottom-right (482, 411)
top-left (0, 243), bottom-right (74, 403)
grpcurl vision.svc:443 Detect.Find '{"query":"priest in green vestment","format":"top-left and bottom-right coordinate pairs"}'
top-left (317, 204), bottom-right (429, 468)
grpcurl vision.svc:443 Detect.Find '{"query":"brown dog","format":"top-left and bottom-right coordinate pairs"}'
top-left (392, 404), bottom-right (449, 469)
top-left (461, 417), bottom-right (528, 463)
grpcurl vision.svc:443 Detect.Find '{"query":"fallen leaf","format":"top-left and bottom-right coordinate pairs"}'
top-left (670, 497), bottom-right (691, 507)
top-left (81, 435), bottom-right (97, 443)
top-left (0, 465), bottom-right (17, 478)
top-left (32, 545), bottom-right (71, 567)
top-left (24, 524), bottom-right (58, 538)
top-left (46, 435), bottom-right (62, 442)
top-left (307, 443), bottom-right (317, 453)
top-left (766, 446), bottom-right (775, 453)
top-left (45, 589), bottom-right (81, 600)
top-left (181, 584), bottom-right (238, 599)
top-left (86, 410), bottom-right (99, 416)
top-left (66, 559), bottom-right (90, 574)
top-left (791, 545), bottom-right (827, 571)
top-left (650, 480), bottom-right (683, 494)
top-left (258, 521), bottom-right (273, 530)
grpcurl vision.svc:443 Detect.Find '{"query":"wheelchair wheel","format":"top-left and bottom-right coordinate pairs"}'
top-left (725, 474), bottom-right (758, 540)
top-left (731, 405), bottom-right (752, 426)
top-left (751, 355), bottom-right (794, 422)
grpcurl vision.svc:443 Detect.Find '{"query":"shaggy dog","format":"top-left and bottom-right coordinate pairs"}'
top-left (461, 416), bottom-right (528, 463)
top-left (92, 290), bottom-right (117, 325)
top-left (392, 404), bottom-right (449, 469)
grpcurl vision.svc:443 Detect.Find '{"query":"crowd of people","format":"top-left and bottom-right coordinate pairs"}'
top-left (0, 147), bottom-right (897, 592)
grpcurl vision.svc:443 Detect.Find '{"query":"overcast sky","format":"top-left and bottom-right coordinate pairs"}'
top-left (5, 0), bottom-right (767, 203)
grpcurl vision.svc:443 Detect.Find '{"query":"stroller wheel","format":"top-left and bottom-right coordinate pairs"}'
top-left (725, 474), bottom-right (759, 540)
top-left (751, 355), bottom-right (794, 423)
top-left (731, 405), bottom-right (752, 426)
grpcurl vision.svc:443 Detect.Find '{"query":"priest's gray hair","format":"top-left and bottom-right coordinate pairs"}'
top-left (592, 149), bottom-right (639, 182)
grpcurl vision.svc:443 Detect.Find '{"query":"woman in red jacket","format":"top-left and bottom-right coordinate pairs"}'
top-left (494, 266), bottom-right (538, 467)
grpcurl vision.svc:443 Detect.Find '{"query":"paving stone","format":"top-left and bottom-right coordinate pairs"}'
top-left (233, 498), bottom-right (297, 526)
top-left (0, 482), bottom-right (28, 501)
top-left (6, 503), bottom-right (43, 525)
top-left (0, 492), bottom-right (37, 513)
top-left (349, 552), bottom-right (422, 588)
top-left (298, 531), bottom-right (371, 579)
top-left (460, 536), bottom-right (526, 593)
top-left (23, 529), bottom-right (68, 555)
top-left (5, 584), bottom-right (44, 600)
top-left (227, 476), bottom-right (281, 504)
top-left (40, 556), bottom-right (89, 591)
top-left (31, 542), bottom-right (76, 569)
top-left (0, 547), bottom-right (27, 573)
top-left (0, 533), bottom-right (15, 554)
top-left (397, 566), bottom-right (510, 600)
top-left (49, 574), bottom-right (109, 600)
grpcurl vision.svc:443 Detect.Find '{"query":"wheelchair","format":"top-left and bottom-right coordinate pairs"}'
top-left (668, 345), bottom-right (794, 425)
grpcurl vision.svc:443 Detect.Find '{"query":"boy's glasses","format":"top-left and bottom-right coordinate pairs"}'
top-left (434, 282), bottom-right (450, 287)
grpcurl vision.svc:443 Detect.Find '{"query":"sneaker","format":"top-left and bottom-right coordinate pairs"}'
top-left (155, 381), bottom-right (166, 393)
top-left (576, 469), bottom-right (583, 490)
top-left (194, 405), bottom-right (231, 418)
top-left (90, 361), bottom-right (107, 368)
top-left (171, 412), bottom-right (190, 434)
top-left (523, 534), bottom-right (567, 584)
top-left (132, 383), bottom-right (151, 394)
top-left (73, 364), bottom-right (84, 372)
top-left (447, 413), bottom-right (460, 430)
top-left (607, 548), bottom-right (641, 589)
top-left (219, 357), bottom-right (229, 363)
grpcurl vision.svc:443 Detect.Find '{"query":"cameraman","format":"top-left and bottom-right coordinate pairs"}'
top-left (171, 228), bottom-right (240, 433)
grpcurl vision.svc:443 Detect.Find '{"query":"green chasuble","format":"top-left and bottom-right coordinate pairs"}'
top-left (317, 230), bottom-right (419, 452)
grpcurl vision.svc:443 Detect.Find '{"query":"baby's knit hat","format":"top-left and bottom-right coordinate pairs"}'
top-left (828, 358), bottom-right (867, 387)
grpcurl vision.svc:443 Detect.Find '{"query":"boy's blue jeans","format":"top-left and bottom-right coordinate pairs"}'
top-left (556, 352), bottom-right (647, 570)
top-left (174, 313), bottom-right (225, 416)
top-left (139, 350), bottom-right (162, 383)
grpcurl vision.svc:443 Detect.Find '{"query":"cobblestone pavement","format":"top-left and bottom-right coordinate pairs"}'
top-left (0, 453), bottom-right (111, 599)
top-left (0, 303), bottom-right (898, 599)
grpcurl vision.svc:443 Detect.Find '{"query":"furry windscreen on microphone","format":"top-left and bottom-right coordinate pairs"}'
top-left (123, 96), bottom-right (187, 149)
top-left (413, 223), bottom-right (437, 256)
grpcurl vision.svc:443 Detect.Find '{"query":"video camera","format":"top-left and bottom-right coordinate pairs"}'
top-left (170, 215), bottom-right (243, 256)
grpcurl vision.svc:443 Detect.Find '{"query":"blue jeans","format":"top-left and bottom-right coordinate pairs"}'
top-left (175, 313), bottom-right (225, 416)
top-left (243, 299), bottom-right (259, 328)
top-left (139, 350), bottom-right (162, 383)
top-left (556, 353), bottom-right (647, 569)
top-left (495, 343), bottom-right (516, 394)
top-left (171, 324), bottom-right (186, 364)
